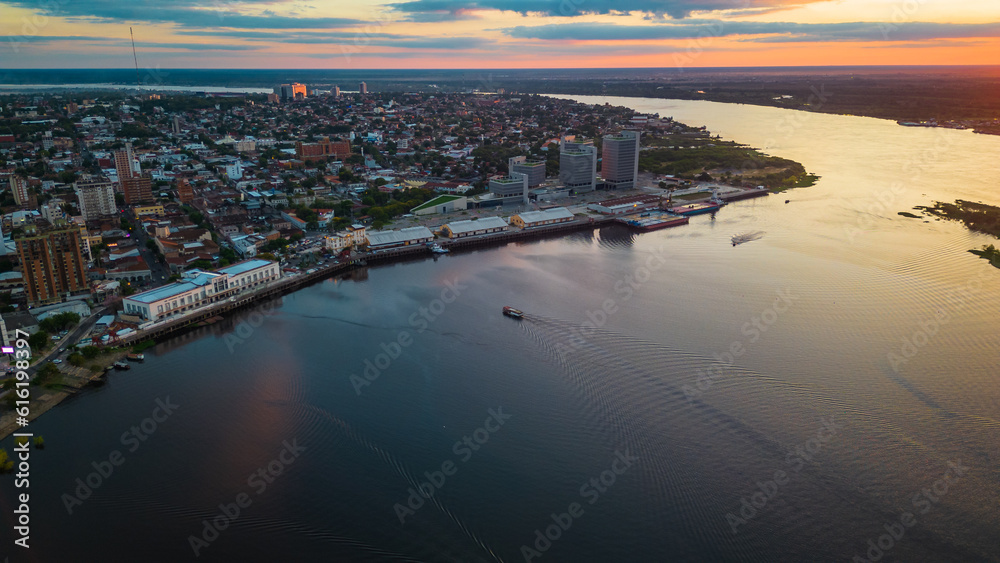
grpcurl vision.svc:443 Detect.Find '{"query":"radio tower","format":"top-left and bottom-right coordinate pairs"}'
top-left (130, 27), bottom-right (141, 88)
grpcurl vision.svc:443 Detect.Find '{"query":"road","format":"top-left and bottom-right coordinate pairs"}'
top-left (125, 210), bottom-right (172, 285)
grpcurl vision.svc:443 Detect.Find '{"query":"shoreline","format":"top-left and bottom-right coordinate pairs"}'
top-left (0, 349), bottom-right (129, 440)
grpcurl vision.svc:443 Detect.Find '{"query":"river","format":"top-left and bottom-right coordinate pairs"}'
top-left (1, 95), bottom-right (998, 562)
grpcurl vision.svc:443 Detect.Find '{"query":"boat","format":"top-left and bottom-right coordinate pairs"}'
top-left (502, 306), bottom-right (524, 319)
top-left (126, 353), bottom-right (144, 362)
top-left (429, 243), bottom-right (450, 254)
top-left (732, 231), bottom-right (765, 246)
top-left (113, 361), bottom-right (130, 370)
top-left (617, 211), bottom-right (689, 231)
top-left (668, 201), bottom-right (723, 216)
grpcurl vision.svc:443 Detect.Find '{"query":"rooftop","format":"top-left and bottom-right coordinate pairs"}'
top-left (367, 226), bottom-right (434, 247)
top-left (444, 216), bottom-right (509, 234)
top-left (411, 195), bottom-right (464, 212)
top-left (514, 207), bottom-right (574, 223)
top-left (127, 280), bottom-right (203, 304)
top-left (217, 258), bottom-right (275, 276)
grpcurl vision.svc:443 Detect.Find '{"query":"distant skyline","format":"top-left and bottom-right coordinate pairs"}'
top-left (2, 0), bottom-right (999, 69)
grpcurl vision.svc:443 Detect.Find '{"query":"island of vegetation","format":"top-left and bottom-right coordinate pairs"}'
top-left (913, 200), bottom-right (1000, 269)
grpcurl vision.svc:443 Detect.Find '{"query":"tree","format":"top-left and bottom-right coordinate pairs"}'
top-left (39, 312), bottom-right (80, 333)
top-left (0, 449), bottom-right (14, 473)
top-left (27, 330), bottom-right (50, 352)
top-left (33, 363), bottom-right (62, 387)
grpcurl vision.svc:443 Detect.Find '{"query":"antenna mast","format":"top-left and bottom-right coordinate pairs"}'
top-left (130, 27), bottom-right (140, 88)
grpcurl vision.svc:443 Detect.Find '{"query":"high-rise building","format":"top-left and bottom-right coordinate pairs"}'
top-left (359, 82), bottom-right (368, 95)
top-left (509, 156), bottom-right (547, 188)
top-left (602, 131), bottom-right (640, 190)
top-left (16, 225), bottom-right (89, 304)
top-left (9, 175), bottom-right (31, 206)
top-left (122, 176), bottom-right (153, 205)
top-left (295, 138), bottom-right (352, 160)
top-left (267, 93), bottom-right (280, 104)
top-left (114, 142), bottom-right (140, 182)
top-left (489, 172), bottom-right (530, 206)
top-left (560, 137), bottom-right (598, 193)
top-left (333, 86), bottom-right (341, 98)
top-left (171, 115), bottom-right (182, 135)
top-left (177, 179), bottom-right (194, 203)
top-left (277, 83), bottom-right (307, 101)
top-left (75, 177), bottom-right (117, 220)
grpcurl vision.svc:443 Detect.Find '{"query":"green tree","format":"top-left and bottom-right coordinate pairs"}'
top-left (27, 330), bottom-right (50, 352)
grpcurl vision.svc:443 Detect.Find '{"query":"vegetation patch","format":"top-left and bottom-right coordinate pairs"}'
top-left (969, 244), bottom-right (1000, 269)
top-left (918, 200), bottom-right (1000, 238)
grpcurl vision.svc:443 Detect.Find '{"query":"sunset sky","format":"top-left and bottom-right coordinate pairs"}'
top-left (2, 0), bottom-right (999, 68)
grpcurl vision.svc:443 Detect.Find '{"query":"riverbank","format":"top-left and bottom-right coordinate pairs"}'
top-left (0, 348), bottom-right (129, 440)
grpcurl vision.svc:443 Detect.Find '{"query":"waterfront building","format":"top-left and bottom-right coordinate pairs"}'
top-left (16, 225), bottom-right (89, 304)
top-left (347, 224), bottom-right (366, 246)
top-left (587, 194), bottom-right (661, 215)
top-left (74, 177), bottom-right (117, 220)
top-left (489, 173), bottom-right (529, 206)
top-left (324, 232), bottom-right (354, 253)
top-left (440, 216), bottom-right (509, 238)
top-left (359, 82), bottom-right (368, 95)
top-left (123, 259), bottom-right (280, 323)
top-left (559, 137), bottom-right (597, 193)
top-left (510, 207), bottom-right (575, 228)
top-left (366, 226), bottom-right (434, 250)
top-left (602, 131), bottom-right (641, 190)
top-left (509, 156), bottom-right (547, 187)
top-left (411, 195), bottom-right (468, 216)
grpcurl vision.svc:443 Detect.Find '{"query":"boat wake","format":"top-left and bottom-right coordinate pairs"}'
top-left (731, 231), bottom-right (765, 246)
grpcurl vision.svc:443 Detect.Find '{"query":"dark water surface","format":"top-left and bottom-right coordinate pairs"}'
top-left (2, 97), bottom-right (999, 562)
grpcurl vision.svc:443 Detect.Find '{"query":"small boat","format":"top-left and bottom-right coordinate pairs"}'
top-left (732, 231), bottom-right (765, 246)
top-left (502, 306), bottom-right (524, 319)
top-left (114, 361), bottom-right (130, 370)
top-left (126, 353), bottom-right (144, 362)
top-left (430, 243), bottom-right (449, 254)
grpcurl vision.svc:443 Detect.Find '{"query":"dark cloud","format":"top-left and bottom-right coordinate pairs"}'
top-left (503, 21), bottom-right (1000, 42)
top-left (4, 0), bottom-right (362, 28)
top-left (389, 0), bottom-right (811, 20)
top-left (175, 29), bottom-right (493, 49)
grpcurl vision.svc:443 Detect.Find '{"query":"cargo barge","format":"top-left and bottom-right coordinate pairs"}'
top-left (667, 200), bottom-right (723, 216)
top-left (719, 189), bottom-right (770, 202)
top-left (617, 211), bottom-right (690, 231)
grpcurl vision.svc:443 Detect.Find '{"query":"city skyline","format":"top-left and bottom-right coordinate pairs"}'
top-left (1, 0), bottom-right (999, 69)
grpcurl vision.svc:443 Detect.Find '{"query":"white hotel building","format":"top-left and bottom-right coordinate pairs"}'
top-left (123, 259), bottom-right (280, 323)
